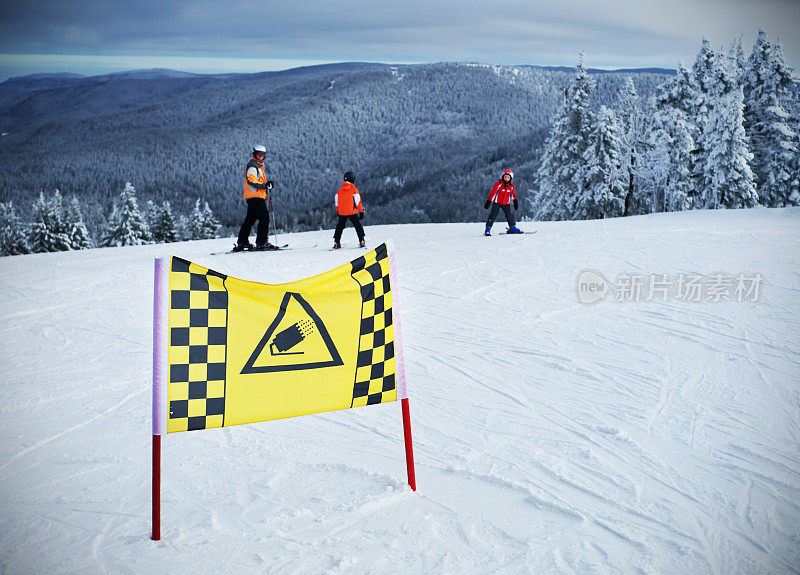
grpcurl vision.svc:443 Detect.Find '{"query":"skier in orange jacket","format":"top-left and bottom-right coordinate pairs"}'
top-left (333, 171), bottom-right (365, 249)
top-left (234, 145), bottom-right (275, 251)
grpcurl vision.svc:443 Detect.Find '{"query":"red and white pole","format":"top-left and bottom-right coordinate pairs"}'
top-left (387, 244), bottom-right (416, 491)
top-left (152, 258), bottom-right (168, 540)
top-left (401, 398), bottom-right (416, 491)
top-left (152, 435), bottom-right (161, 540)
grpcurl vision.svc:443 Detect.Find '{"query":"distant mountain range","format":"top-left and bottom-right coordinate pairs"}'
top-left (1, 64), bottom-right (677, 86)
top-left (0, 62), bottom-right (674, 233)
top-left (3, 72), bottom-right (87, 81)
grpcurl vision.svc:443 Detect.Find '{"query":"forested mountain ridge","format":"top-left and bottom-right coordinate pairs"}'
top-left (0, 62), bottom-right (671, 233)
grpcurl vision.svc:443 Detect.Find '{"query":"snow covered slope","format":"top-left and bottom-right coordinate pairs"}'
top-left (1, 208), bottom-right (798, 574)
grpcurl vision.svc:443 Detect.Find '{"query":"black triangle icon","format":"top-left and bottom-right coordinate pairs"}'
top-left (241, 292), bottom-right (344, 374)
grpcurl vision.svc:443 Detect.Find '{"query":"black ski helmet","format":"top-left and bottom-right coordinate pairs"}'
top-left (343, 171), bottom-right (355, 183)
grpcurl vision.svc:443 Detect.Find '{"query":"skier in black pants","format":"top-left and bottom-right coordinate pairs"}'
top-left (235, 145), bottom-right (275, 251)
top-left (333, 171), bottom-right (366, 249)
top-left (484, 169), bottom-right (522, 235)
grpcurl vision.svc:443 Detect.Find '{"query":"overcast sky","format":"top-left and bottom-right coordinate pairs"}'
top-left (0, 0), bottom-right (797, 80)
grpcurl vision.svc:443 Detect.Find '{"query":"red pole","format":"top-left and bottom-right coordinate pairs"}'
top-left (401, 398), bottom-right (416, 491)
top-left (152, 434), bottom-right (161, 540)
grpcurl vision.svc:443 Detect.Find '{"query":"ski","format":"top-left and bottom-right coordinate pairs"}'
top-left (499, 230), bottom-right (537, 235)
top-left (212, 243), bottom-right (289, 255)
top-left (330, 243), bottom-right (367, 251)
top-left (254, 244), bottom-right (289, 251)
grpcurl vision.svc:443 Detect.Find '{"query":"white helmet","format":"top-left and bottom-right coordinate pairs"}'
top-left (252, 144), bottom-right (266, 156)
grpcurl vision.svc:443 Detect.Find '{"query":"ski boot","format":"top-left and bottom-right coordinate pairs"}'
top-left (233, 242), bottom-right (254, 252)
top-left (255, 242), bottom-right (279, 251)
top-left (359, 239), bottom-right (366, 248)
top-left (507, 226), bottom-right (523, 234)
top-left (484, 227), bottom-right (492, 236)
top-left (333, 240), bottom-right (342, 250)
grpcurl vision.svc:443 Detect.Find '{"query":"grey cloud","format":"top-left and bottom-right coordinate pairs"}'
top-left (0, 0), bottom-right (797, 70)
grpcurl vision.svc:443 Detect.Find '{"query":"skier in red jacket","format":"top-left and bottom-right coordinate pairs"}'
top-left (484, 169), bottom-right (522, 235)
top-left (333, 171), bottom-right (365, 249)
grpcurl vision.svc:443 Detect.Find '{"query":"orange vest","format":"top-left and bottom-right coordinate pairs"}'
top-left (243, 157), bottom-right (268, 199)
top-left (335, 182), bottom-right (363, 216)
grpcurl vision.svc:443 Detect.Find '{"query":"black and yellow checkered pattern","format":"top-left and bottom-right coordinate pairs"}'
top-left (167, 257), bottom-right (228, 432)
top-left (349, 243), bottom-right (397, 407)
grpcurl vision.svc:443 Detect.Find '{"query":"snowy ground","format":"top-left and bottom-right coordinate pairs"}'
top-left (1, 208), bottom-right (799, 574)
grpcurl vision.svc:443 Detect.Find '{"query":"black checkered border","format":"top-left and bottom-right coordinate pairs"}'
top-left (167, 257), bottom-right (229, 432)
top-left (349, 243), bottom-right (397, 407)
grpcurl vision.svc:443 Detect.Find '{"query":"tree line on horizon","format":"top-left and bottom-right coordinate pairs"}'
top-left (532, 31), bottom-right (798, 219)
top-left (0, 182), bottom-right (220, 256)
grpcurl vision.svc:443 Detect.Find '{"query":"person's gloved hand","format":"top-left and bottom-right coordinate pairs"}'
top-left (266, 180), bottom-right (274, 190)
top-left (359, 211), bottom-right (364, 220)
top-left (484, 200), bottom-right (491, 209)
top-left (513, 199), bottom-right (518, 210)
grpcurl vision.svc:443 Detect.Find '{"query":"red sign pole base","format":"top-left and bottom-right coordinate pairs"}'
top-left (401, 398), bottom-right (416, 491)
top-left (152, 434), bottom-right (161, 540)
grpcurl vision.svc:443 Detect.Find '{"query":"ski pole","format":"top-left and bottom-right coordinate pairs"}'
top-left (268, 186), bottom-right (279, 248)
top-left (268, 195), bottom-right (275, 247)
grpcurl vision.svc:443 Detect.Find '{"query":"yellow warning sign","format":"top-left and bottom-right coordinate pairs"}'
top-left (242, 292), bottom-right (344, 373)
top-left (164, 243), bottom-right (398, 433)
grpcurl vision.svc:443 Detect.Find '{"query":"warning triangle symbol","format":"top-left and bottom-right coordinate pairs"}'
top-left (241, 292), bottom-right (344, 374)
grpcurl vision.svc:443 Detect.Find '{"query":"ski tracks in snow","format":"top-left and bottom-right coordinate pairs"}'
top-left (1, 212), bottom-right (799, 573)
top-left (396, 216), bottom-right (800, 573)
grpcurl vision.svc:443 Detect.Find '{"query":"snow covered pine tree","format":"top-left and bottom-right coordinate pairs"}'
top-left (644, 61), bottom-right (697, 211)
top-left (742, 30), bottom-right (799, 206)
top-left (701, 60), bottom-right (758, 209)
top-left (582, 106), bottom-right (626, 219)
top-left (29, 191), bottom-right (71, 253)
top-left (0, 201), bottom-right (30, 256)
top-left (102, 182), bottom-right (152, 247)
top-left (150, 201), bottom-right (178, 243)
top-left (67, 196), bottom-right (93, 250)
top-left (535, 55), bottom-right (595, 220)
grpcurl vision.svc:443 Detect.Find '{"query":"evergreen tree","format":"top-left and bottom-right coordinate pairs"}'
top-left (646, 98), bottom-right (695, 212)
top-left (792, 107), bottom-right (800, 204)
top-left (102, 182), bottom-right (152, 246)
top-left (702, 61), bottom-right (758, 209)
top-left (793, 140), bottom-right (800, 205)
top-left (29, 191), bottom-right (71, 253)
top-left (726, 35), bottom-right (746, 83)
top-left (742, 30), bottom-right (799, 206)
top-left (616, 77), bottom-right (647, 215)
top-left (66, 196), bottom-right (93, 250)
top-left (187, 198), bottom-right (205, 240)
top-left (691, 39), bottom-right (719, 203)
top-left (0, 201), bottom-right (30, 256)
top-left (535, 55), bottom-right (595, 220)
top-left (144, 200), bottom-right (159, 231)
top-left (200, 201), bottom-right (221, 239)
top-left (175, 214), bottom-right (191, 242)
top-left (532, 94), bottom-right (570, 219)
top-left (581, 106), bottom-right (626, 218)
top-left (692, 38), bottom-right (717, 110)
top-left (150, 201), bottom-right (178, 243)
top-left (643, 61), bottom-right (697, 211)
top-left (662, 61), bottom-right (700, 118)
